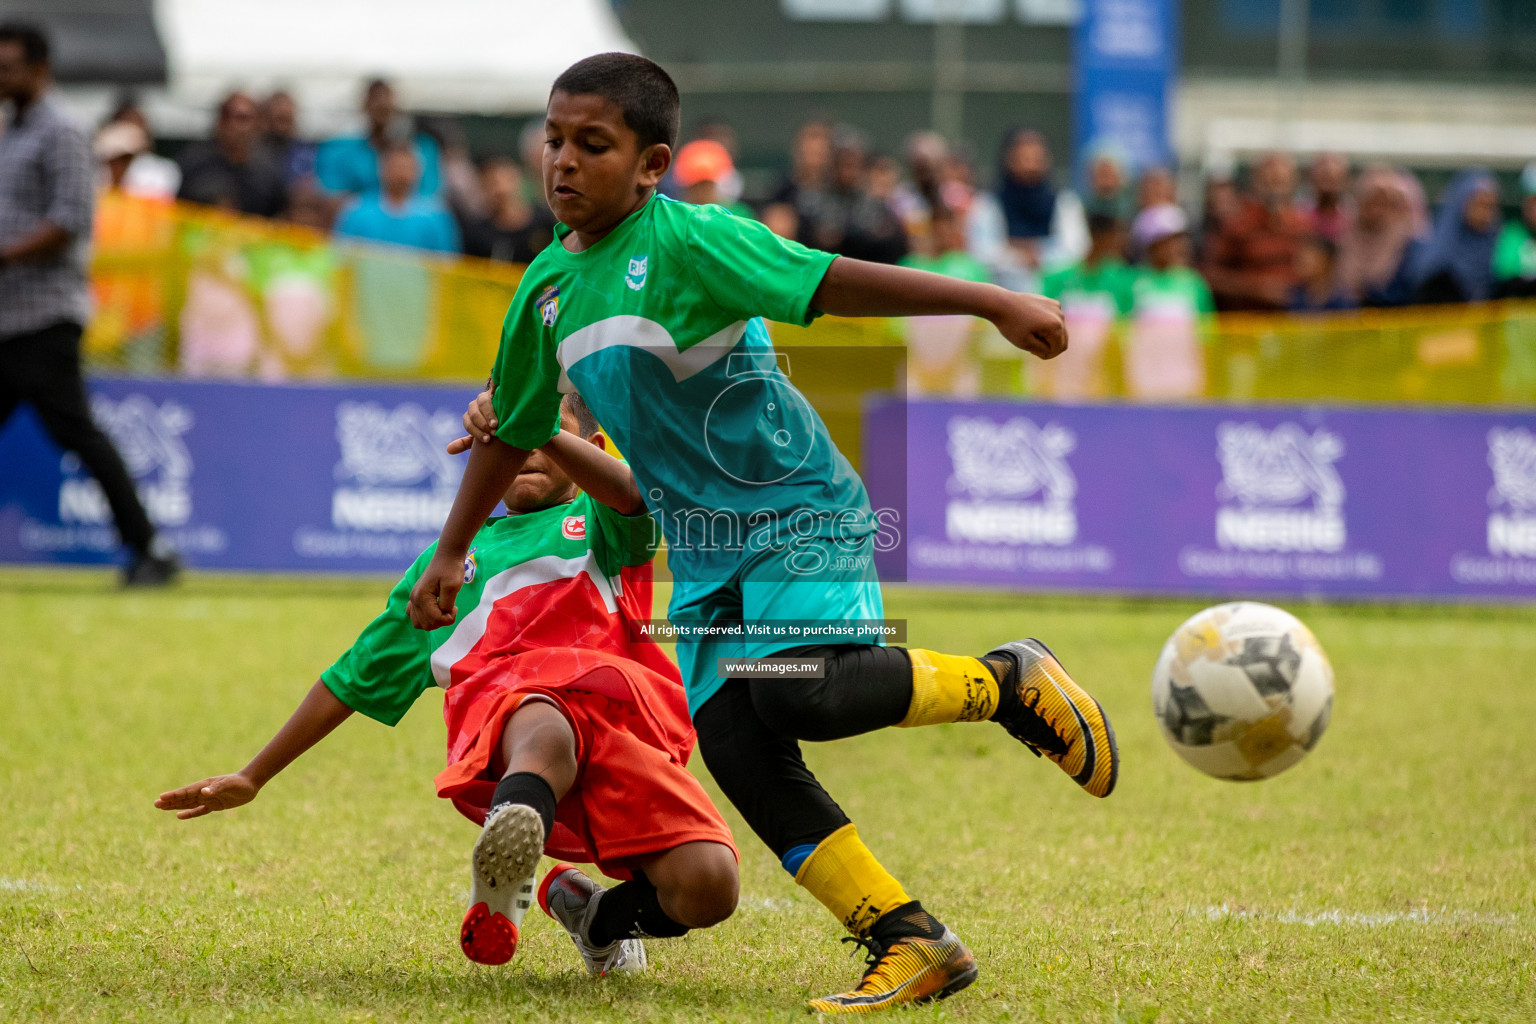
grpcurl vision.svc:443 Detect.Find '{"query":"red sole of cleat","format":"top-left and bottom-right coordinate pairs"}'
top-left (460, 902), bottom-right (519, 965)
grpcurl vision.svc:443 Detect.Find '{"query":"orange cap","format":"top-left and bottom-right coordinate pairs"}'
top-left (673, 140), bottom-right (734, 187)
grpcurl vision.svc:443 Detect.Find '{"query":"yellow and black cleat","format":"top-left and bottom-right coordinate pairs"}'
top-left (808, 929), bottom-right (978, 1014)
top-left (989, 638), bottom-right (1119, 798)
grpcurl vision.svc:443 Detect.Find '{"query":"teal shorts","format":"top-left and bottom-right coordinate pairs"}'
top-left (670, 535), bottom-right (886, 716)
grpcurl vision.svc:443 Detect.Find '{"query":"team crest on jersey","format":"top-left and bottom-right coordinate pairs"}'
top-left (625, 255), bottom-right (648, 291)
top-left (536, 285), bottom-right (560, 326)
top-left (462, 551), bottom-right (477, 584)
top-left (562, 515), bottom-right (587, 540)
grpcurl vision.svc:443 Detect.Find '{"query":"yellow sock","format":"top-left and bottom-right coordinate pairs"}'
top-left (794, 824), bottom-right (912, 936)
top-left (898, 649), bottom-right (1000, 727)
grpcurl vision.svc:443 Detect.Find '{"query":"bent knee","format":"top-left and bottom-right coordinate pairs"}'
top-left (664, 847), bottom-right (739, 928)
top-left (685, 864), bottom-right (739, 927)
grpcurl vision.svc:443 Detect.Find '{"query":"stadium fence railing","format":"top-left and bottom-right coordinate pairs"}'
top-left (88, 197), bottom-right (1536, 420)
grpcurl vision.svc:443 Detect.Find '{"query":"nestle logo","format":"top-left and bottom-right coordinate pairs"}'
top-left (1487, 428), bottom-right (1536, 558)
top-left (1215, 422), bottom-right (1345, 554)
top-left (944, 416), bottom-right (1079, 547)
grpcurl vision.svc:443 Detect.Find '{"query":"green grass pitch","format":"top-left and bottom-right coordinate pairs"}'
top-left (1, 568), bottom-right (1533, 1023)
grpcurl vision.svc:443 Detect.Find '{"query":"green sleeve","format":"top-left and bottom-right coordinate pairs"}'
top-left (1494, 224), bottom-right (1531, 281)
top-left (1040, 266), bottom-right (1069, 300)
top-left (320, 557), bottom-right (437, 726)
top-left (491, 281), bottom-right (565, 451)
top-left (684, 203), bottom-right (838, 326)
top-left (584, 491), bottom-right (662, 579)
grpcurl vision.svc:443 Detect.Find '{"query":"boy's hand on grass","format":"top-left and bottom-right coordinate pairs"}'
top-left (446, 384), bottom-right (498, 455)
top-left (408, 551), bottom-right (463, 629)
top-left (991, 292), bottom-right (1068, 359)
top-left (154, 774), bottom-right (259, 819)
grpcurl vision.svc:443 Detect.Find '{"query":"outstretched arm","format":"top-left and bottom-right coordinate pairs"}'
top-left (154, 679), bottom-right (354, 820)
top-left (541, 430), bottom-right (645, 515)
top-left (810, 256), bottom-right (1067, 359)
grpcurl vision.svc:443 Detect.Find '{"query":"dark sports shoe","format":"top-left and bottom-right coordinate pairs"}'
top-left (122, 551), bottom-right (180, 588)
top-left (808, 927), bottom-right (977, 1014)
top-left (988, 638), bottom-right (1119, 798)
top-left (537, 863), bottom-right (647, 976)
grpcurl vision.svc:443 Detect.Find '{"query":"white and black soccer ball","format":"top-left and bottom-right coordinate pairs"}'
top-left (1151, 602), bottom-right (1333, 781)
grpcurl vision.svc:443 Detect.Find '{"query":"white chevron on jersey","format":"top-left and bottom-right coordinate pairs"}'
top-left (555, 315), bottom-right (745, 392)
top-left (429, 552), bottom-right (618, 688)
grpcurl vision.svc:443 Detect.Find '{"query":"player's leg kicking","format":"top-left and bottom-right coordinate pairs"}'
top-left (687, 541), bottom-right (1118, 1013)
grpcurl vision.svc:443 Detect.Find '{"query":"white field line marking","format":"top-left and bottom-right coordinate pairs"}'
top-left (0, 878), bottom-right (56, 893)
top-left (1197, 904), bottom-right (1519, 927)
top-left (739, 896), bottom-right (804, 913)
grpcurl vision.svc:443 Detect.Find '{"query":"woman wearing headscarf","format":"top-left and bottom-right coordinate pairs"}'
top-left (1335, 166), bottom-right (1428, 307)
top-left (998, 130), bottom-right (1056, 239)
top-left (1413, 170), bottom-right (1501, 305)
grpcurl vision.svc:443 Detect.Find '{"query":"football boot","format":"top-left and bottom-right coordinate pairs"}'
top-left (988, 638), bottom-right (1119, 798)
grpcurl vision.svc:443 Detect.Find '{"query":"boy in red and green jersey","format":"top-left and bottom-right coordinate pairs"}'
top-left (157, 394), bottom-right (738, 977)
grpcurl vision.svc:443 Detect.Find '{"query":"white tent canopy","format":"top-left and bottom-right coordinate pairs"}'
top-left (155, 0), bottom-right (639, 129)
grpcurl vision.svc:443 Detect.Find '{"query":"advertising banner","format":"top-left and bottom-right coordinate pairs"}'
top-left (866, 399), bottom-right (1536, 600)
top-left (0, 377), bottom-right (474, 574)
top-left (1073, 0), bottom-right (1177, 173)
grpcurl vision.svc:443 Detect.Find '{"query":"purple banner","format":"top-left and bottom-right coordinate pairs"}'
top-left (0, 377), bottom-right (475, 573)
top-left (867, 399), bottom-right (1536, 600)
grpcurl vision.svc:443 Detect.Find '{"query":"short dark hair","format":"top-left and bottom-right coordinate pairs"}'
top-left (217, 91), bottom-right (255, 122)
top-left (0, 22), bottom-right (50, 66)
top-left (551, 53), bottom-right (680, 151)
top-left (1086, 212), bottom-right (1122, 237)
top-left (477, 152), bottom-right (516, 173)
top-left (562, 392), bottom-right (600, 437)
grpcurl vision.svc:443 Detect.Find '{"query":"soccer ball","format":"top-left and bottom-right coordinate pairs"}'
top-left (1151, 602), bottom-right (1333, 781)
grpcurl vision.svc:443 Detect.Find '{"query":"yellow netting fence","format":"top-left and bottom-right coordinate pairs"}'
top-left (88, 197), bottom-right (1536, 414)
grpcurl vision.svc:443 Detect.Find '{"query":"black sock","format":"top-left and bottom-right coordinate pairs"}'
top-left (587, 873), bottom-right (690, 946)
top-left (489, 771), bottom-right (557, 840)
top-left (984, 654), bottom-right (1021, 721)
top-left (870, 900), bottom-right (945, 944)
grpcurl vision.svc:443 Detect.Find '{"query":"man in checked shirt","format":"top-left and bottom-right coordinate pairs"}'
top-left (0, 22), bottom-right (177, 586)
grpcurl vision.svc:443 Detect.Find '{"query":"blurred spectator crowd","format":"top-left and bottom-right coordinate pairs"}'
top-left (88, 80), bottom-right (1536, 327)
top-left (96, 80), bottom-right (556, 263)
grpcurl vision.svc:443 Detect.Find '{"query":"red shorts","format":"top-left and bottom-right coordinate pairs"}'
top-left (433, 648), bottom-right (735, 881)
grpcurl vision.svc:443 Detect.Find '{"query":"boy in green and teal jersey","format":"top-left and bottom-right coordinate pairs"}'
top-left (421, 53), bottom-right (1120, 1013)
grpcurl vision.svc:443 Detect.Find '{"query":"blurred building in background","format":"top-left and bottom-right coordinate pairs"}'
top-left (0, 0), bottom-right (166, 85)
top-left (2, 0), bottom-right (635, 140)
top-left (1180, 0), bottom-right (1536, 192)
top-left (11, 0), bottom-right (1536, 194)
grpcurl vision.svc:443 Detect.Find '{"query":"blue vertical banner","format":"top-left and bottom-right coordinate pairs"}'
top-left (1073, 0), bottom-right (1178, 173)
